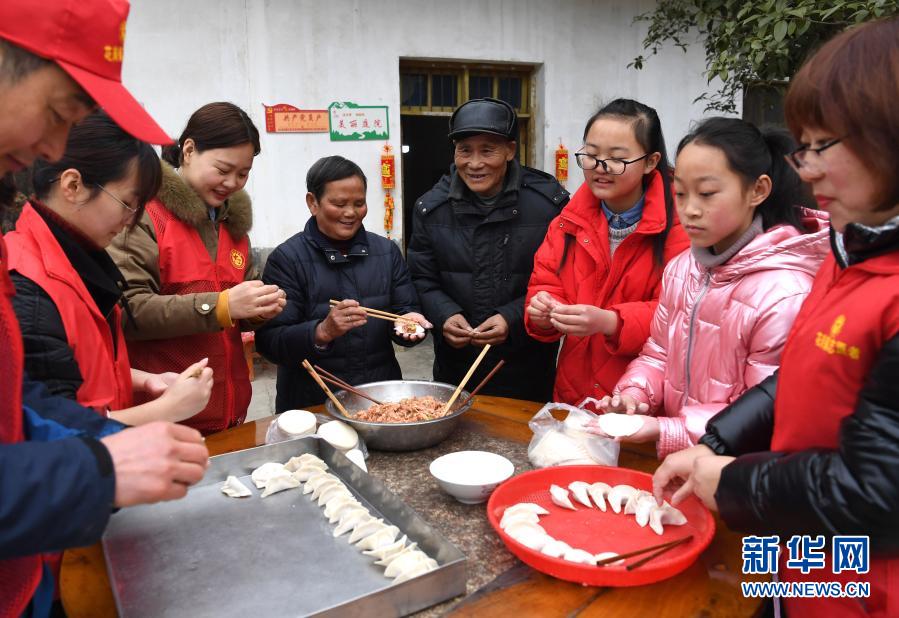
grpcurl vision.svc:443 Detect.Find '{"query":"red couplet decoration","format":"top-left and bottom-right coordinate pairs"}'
top-left (486, 465), bottom-right (715, 587)
top-left (381, 145), bottom-right (395, 189)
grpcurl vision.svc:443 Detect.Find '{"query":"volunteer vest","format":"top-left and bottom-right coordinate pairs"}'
top-left (5, 204), bottom-right (133, 413)
top-left (126, 199), bottom-right (250, 435)
top-left (772, 252), bottom-right (899, 617)
top-left (0, 236), bottom-right (42, 617)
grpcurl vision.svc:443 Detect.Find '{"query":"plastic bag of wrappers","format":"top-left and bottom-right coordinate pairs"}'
top-left (527, 399), bottom-right (619, 468)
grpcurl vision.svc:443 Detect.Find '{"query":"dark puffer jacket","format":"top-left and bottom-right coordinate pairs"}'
top-left (256, 217), bottom-right (422, 411)
top-left (407, 161), bottom-right (568, 402)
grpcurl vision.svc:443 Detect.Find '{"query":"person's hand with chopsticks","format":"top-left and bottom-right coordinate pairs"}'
top-left (315, 298), bottom-right (368, 344)
top-left (396, 312), bottom-right (432, 341)
top-left (443, 313), bottom-right (475, 348)
top-left (471, 313), bottom-right (510, 346)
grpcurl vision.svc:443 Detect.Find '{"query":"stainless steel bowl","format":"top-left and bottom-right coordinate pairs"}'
top-left (324, 380), bottom-right (471, 451)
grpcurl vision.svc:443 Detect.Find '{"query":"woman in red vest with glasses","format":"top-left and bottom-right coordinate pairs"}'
top-left (110, 102), bottom-right (286, 435)
top-left (654, 18), bottom-right (899, 617)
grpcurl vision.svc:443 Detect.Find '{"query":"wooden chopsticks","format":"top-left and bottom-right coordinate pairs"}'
top-left (328, 299), bottom-right (418, 326)
top-left (593, 534), bottom-right (694, 569)
top-left (301, 359), bottom-right (349, 416)
top-left (454, 359), bottom-right (505, 410)
top-left (443, 343), bottom-right (491, 414)
top-left (313, 364), bottom-right (383, 405)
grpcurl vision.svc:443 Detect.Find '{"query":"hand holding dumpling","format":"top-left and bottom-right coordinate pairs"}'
top-left (395, 312), bottom-right (431, 341)
top-left (527, 291), bottom-right (560, 331)
top-left (156, 358), bottom-right (214, 422)
top-left (652, 444), bottom-right (715, 506)
top-left (228, 280), bottom-right (285, 320)
top-left (549, 303), bottom-right (618, 337)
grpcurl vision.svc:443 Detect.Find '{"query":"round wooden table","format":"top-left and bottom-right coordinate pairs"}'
top-left (61, 397), bottom-right (764, 617)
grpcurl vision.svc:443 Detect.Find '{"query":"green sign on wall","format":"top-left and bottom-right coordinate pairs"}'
top-left (328, 101), bottom-right (389, 141)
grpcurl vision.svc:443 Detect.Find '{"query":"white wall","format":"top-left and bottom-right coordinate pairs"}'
top-left (122, 0), bottom-right (733, 249)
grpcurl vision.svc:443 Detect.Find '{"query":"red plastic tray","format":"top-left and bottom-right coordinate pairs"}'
top-left (486, 465), bottom-right (715, 587)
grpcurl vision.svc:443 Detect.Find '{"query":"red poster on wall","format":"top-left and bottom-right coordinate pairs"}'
top-left (263, 103), bottom-right (328, 133)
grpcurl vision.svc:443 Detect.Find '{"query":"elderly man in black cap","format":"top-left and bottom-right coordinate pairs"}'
top-left (408, 97), bottom-right (569, 402)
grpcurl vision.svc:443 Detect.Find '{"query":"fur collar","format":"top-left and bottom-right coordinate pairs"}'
top-left (157, 161), bottom-right (252, 238)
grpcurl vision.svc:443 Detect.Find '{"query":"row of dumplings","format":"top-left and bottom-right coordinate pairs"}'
top-left (499, 503), bottom-right (624, 566)
top-left (550, 482), bottom-right (687, 536)
top-left (222, 453), bottom-right (438, 584)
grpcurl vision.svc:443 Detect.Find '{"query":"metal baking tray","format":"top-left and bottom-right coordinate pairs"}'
top-left (103, 438), bottom-right (468, 617)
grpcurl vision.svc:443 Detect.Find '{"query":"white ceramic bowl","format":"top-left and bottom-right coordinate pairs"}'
top-left (429, 451), bottom-right (515, 504)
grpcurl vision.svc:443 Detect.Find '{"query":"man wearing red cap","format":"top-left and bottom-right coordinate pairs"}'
top-left (0, 1), bottom-right (209, 615)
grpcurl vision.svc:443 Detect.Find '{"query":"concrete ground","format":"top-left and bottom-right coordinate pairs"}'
top-left (246, 341), bottom-right (436, 421)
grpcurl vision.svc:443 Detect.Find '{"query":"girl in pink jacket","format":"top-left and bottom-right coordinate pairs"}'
top-left (594, 117), bottom-right (830, 458)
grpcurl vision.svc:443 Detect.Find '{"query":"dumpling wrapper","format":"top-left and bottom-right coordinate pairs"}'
top-left (504, 521), bottom-right (550, 551)
top-left (345, 448), bottom-right (367, 472)
top-left (563, 548), bottom-right (597, 565)
top-left (250, 462), bottom-right (287, 489)
top-left (500, 510), bottom-right (540, 529)
top-left (393, 322), bottom-right (425, 337)
top-left (284, 453), bottom-right (326, 472)
top-left (364, 535), bottom-right (408, 561)
top-left (607, 484), bottom-right (637, 513)
top-left (649, 501), bottom-right (688, 535)
top-left (539, 539), bottom-right (572, 559)
top-left (221, 475), bottom-right (252, 498)
top-left (587, 482), bottom-right (611, 511)
top-left (504, 502), bottom-right (550, 517)
top-left (568, 481), bottom-right (593, 508)
top-left (275, 409), bottom-right (317, 437)
top-left (596, 412), bottom-right (645, 437)
top-left (384, 550), bottom-right (432, 579)
top-left (550, 484), bottom-right (576, 510)
top-left (392, 557), bottom-right (438, 584)
top-left (260, 470), bottom-right (301, 497)
top-left (349, 518), bottom-right (386, 544)
top-left (333, 510), bottom-right (373, 537)
top-left (324, 496), bottom-right (361, 522)
top-left (355, 525), bottom-right (400, 551)
top-left (318, 420), bottom-right (359, 451)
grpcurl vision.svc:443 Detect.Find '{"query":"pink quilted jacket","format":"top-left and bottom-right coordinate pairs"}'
top-left (614, 209), bottom-right (830, 458)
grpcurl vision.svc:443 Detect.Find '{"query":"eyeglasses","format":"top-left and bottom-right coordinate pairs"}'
top-left (785, 137), bottom-right (844, 173)
top-left (574, 152), bottom-right (648, 175)
top-left (96, 184), bottom-right (138, 219)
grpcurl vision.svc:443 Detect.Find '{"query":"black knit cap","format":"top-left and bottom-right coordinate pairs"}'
top-left (448, 97), bottom-right (518, 141)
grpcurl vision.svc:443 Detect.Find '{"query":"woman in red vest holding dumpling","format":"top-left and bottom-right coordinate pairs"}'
top-left (110, 102), bottom-right (286, 435)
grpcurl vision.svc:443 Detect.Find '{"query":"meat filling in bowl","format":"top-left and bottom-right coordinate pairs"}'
top-left (353, 396), bottom-right (451, 423)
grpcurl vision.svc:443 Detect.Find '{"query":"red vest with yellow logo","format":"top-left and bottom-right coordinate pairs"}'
top-left (773, 251), bottom-right (899, 617)
top-left (5, 204), bottom-right (133, 413)
top-left (126, 199), bottom-right (250, 435)
top-left (0, 237), bottom-right (42, 618)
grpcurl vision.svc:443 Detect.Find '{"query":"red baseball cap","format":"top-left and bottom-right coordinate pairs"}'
top-left (0, 0), bottom-right (172, 145)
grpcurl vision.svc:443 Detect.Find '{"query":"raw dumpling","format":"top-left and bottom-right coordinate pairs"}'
top-left (503, 502), bottom-right (550, 517)
top-left (291, 462), bottom-right (329, 482)
top-left (260, 470), bottom-right (301, 497)
top-left (539, 539), bottom-right (572, 559)
top-left (316, 483), bottom-right (353, 506)
top-left (550, 484), bottom-right (577, 510)
top-left (303, 472), bottom-right (340, 495)
top-left (284, 453), bottom-right (326, 472)
top-left (349, 518), bottom-right (387, 544)
top-left (310, 478), bottom-right (344, 500)
top-left (633, 494), bottom-right (658, 527)
top-left (384, 550), bottom-right (432, 579)
top-left (623, 490), bottom-right (653, 516)
top-left (221, 475), bottom-right (252, 498)
top-left (375, 542), bottom-right (419, 566)
top-left (363, 535), bottom-right (408, 561)
top-left (324, 496), bottom-right (361, 522)
top-left (587, 482), bottom-right (611, 511)
top-left (393, 322), bottom-right (425, 338)
top-left (333, 510), bottom-right (373, 538)
top-left (563, 548), bottom-right (597, 565)
top-left (504, 521), bottom-right (550, 551)
top-left (500, 510), bottom-right (540, 529)
top-left (595, 551), bottom-right (625, 566)
top-left (596, 412), bottom-right (645, 437)
top-left (250, 462), bottom-right (287, 489)
top-left (649, 501), bottom-right (688, 535)
top-left (568, 481), bottom-right (593, 508)
top-left (355, 525), bottom-right (400, 551)
top-left (392, 557), bottom-right (438, 584)
top-left (607, 484), bottom-right (637, 513)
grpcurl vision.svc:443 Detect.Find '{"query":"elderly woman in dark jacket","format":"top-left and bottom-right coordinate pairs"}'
top-left (256, 156), bottom-right (429, 411)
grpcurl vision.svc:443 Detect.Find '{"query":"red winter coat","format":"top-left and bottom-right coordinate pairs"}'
top-left (771, 249), bottom-right (899, 617)
top-left (525, 170), bottom-right (690, 404)
top-left (5, 204), bottom-right (133, 412)
top-left (125, 200), bottom-right (250, 435)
